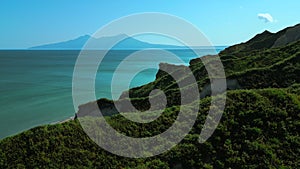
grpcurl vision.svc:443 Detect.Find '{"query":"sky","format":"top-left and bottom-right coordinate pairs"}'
top-left (0, 0), bottom-right (300, 49)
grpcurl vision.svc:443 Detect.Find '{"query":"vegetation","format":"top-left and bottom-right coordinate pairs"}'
top-left (119, 36), bottom-right (300, 109)
top-left (0, 88), bottom-right (299, 168)
top-left (1, 24), bottom-right (300, 168)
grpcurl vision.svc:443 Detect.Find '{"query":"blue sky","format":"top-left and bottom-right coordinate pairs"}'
top-left (0, 0), bottom-right (299, 49)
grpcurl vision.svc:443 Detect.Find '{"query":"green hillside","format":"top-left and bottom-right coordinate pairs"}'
top-left (1, 87), bottom-right (299, 168)
top-left (115, 32), bottom-right (300, 110)
top-left (1, 24), bottom-right (300, 168)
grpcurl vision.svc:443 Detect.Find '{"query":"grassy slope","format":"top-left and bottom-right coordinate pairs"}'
top-left (118, 40), bottom-right (300, 110)
top-left (0, 87), bottom-right (299, 168)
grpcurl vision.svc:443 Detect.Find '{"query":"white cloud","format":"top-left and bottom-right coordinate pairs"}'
top-left (258, 13), bottom-right (274, 23)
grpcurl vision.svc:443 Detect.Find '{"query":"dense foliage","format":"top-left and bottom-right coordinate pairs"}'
top-left (0, 88), bottom-right (299, 168)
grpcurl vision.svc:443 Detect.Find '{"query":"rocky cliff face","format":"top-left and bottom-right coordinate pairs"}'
top-left (273, 24), bottom-right (300, 47)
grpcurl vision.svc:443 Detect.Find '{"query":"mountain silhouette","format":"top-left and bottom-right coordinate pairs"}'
top-left (30, 34), bottom-right (184, 50)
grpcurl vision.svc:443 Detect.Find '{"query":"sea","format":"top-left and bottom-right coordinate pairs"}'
top-left (0, 47), bottom-right (226, 139)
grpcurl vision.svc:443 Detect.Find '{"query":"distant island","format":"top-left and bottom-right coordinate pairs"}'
top-left (30, 34), bottom-right (193, 50)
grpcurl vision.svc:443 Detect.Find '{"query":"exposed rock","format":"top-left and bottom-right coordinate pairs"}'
top-left (273, 24), bottom-right (300, 47)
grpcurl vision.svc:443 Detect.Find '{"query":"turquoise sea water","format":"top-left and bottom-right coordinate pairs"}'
top-left (0, 47), bottom-right (225, 139)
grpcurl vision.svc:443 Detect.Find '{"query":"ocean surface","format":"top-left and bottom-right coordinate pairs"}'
top-left (0, 47), bottom-right (226, 139)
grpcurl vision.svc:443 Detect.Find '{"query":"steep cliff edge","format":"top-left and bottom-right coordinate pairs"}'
top-left (86, 24), bottom-right (300, 118)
